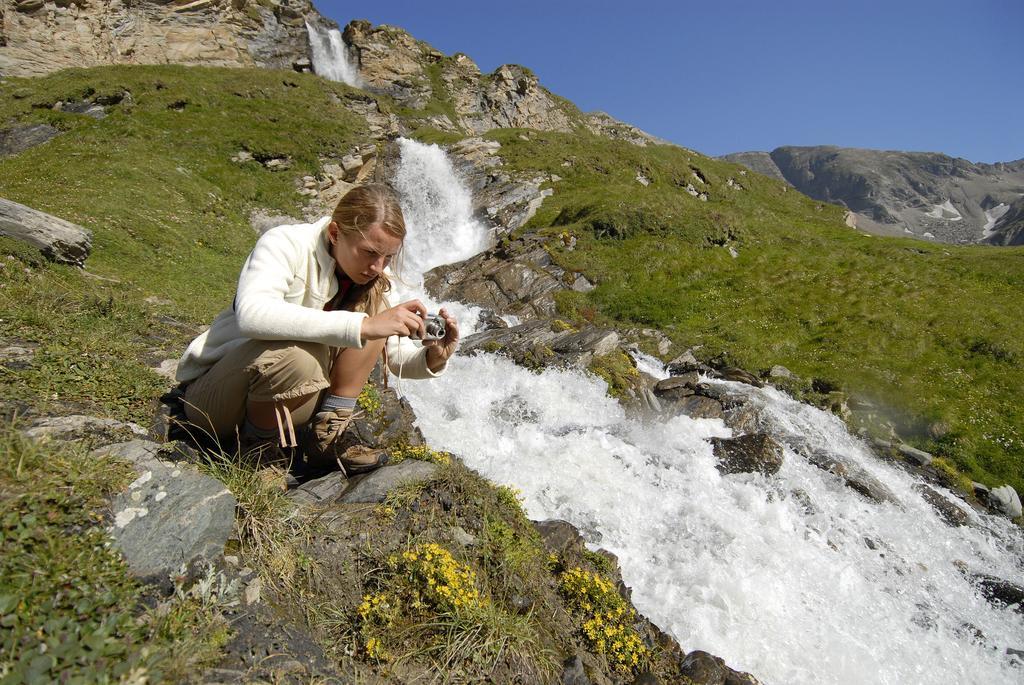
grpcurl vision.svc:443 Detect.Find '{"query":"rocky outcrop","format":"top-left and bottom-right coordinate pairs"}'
top-left (0, 196), bottom-right (93, 265)
top-left (721, 146), bottom-right (1024, 244)
top-left (710, 433), bottom-right (784, 476)
top-left (0, 0), bottom-right (326, 77)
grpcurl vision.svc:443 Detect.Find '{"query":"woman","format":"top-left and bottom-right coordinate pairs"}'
top-left (175, 184), bottom-right (459, 474)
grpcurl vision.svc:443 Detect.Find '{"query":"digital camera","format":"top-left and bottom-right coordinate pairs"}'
top-left (413, 313), bottom-right (446, 341)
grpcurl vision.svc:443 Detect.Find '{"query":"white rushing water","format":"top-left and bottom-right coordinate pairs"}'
top-left (388, 138), bottom-right (1024, 684)
top-left (304, 21), bottom-right (362, 87)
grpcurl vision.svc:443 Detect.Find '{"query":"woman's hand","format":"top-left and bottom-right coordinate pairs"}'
top-left (423, 307), bottom-right (459, 372)
top-left (360, 300), bottom-right (428, 341)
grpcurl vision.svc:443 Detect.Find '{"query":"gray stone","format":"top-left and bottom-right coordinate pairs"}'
top-left (287, 471), bottom-right (348, 505)
top-left (97, 443), bottom-right (236, 581)
top-left (0, 197), bottom-right (93, 266)
top-left (561, 655), bottom-right (592, 685)
top-left (898, 443), bottom-right (933, 467)
top-left (244, 577), bottom-right (263, 606)
top-left (23, 414), bottom-right (147, 443)
top-left (338, 460), bottom-right (439, 504)
top-left (450, 525), bottom-right (477, 547)
top-left (534, 519), bottom-right (585, 558)
top-left (988, 485), bottom-right (1022, 518)
top-left (711, 434), bottom-right (783, 476)
top-left (0, 123), bottom-right (60, 156)
top-left (719, 367), bottom-right (763, 387)
top-left (768, 365), bottom-right (793, 378)
top-left (680, 650), bottom-right (762, 685)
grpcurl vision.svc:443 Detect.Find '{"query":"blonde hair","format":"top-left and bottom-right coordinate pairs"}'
top-left (330, 184), bottom-right (406, 316)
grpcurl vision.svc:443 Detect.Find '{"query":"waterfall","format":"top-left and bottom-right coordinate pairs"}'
top-left (390, 138), bottom-right (1024, 685)
top-left (304, 20), bottom-right (362, 87)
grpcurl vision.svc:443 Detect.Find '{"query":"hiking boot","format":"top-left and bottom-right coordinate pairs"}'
top-left (338, 444), bottom-right (389, 476)
top-left (302, 407), bottom-right (388, 475)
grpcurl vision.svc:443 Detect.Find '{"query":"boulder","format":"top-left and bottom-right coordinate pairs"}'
top-left (338, 460), bottom-right (440, 504)
top-left (898, 443), bottom-right (933, 467)
top-left (987, 485), bottom-right (1022, 518)
top-left (95, 440), bottom-right (236, 582)
top-left (0, 197), bottom-right (93, 266)
top-left (719, 367), bottom-right (763, 387)
top-left (533, 519), bottom-right (586, 559)
top-left (710, 434), bottom-right (783, 476)
top-left (337, 384), bottom-right (424, 453)
top-left (675, 395), bottom-right (726, 420)
top-left (0, 123), bottom-right (60, 156)
top-left (966, 571), bottom-right (1024, 614)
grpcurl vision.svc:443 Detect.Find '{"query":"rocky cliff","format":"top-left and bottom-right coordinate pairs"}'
top-left (0, 0), bottom-right (328, 77)
top-left (721, 147), bottom-right (1024, 245)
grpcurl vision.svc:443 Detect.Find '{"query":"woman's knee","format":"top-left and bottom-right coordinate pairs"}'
top-left (246, 340), bottom-right (331, 403)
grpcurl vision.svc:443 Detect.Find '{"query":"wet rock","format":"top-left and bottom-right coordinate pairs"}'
top-left (967, 572), bottom-right (1024, 614)
top-left (676, 395), bottom-right (726, 420)
top-left (916, 485), bottom-right (970, 527)
top-left (425, 242), bottom-right (564, 321)
top-left (680, 650), bottom-right (762, 685)
top-left (898, 443), bottom-right (933, 467)
top-left (476, 308), bottom-right (508, 330)
top-left (0, 197), bottom-right (93, 266)
top-left (724, 403), bottom-right (762, 434)
top-left (652, 373), bottom-right (699, 401)
top-left (804, 448), bottom-right (899, 504)
top-left (96, 441), bottom-right (236, 582)
top-left (711, 434), bottom-right (783, 476)
top-left (461, 319), bottom-right (622, 371)
top-left (0, 123), bottom-right (60, 156)
top-left (338, 460), bottom-right (440, 504)
top-left (719, 367), bottom-right (763, 387)
top-left (987, 485), bottom-right (1022, 518)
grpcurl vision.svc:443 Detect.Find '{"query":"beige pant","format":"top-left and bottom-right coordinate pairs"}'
top-left (182, 340), bottom-right (333, 441)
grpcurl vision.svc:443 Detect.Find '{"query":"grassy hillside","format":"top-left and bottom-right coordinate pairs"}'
top-left (0, 64), bottom-right (1021, 496)
top-left (479, 129), bottom-right (1024, 494)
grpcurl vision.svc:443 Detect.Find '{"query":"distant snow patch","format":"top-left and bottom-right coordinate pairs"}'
top-left (982, 203), bottom-right (1010, 237)
top-left (925, 200), bottom-right (962, 221)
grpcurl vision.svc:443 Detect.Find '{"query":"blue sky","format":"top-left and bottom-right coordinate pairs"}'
top-left (315, 0), bottom-right (1022, 163)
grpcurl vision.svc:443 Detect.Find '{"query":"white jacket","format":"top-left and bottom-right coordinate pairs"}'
top-left (176, 217), bottom-right (444, 383)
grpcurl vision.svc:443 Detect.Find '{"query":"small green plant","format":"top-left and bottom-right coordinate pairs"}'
top-left (588, 350), bottom-right (640, 400)
top-left (558, 567), bottom-right (650, 675)
top-left (357, 383), bottom-right (383, 414)
top-left (388, 443), bottom-right (452, 466)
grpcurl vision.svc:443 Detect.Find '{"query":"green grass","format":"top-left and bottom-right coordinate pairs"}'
top-left (484, 129), bottom-right (1024, 494)
top-left (0, 430), bottom-right (230, 683)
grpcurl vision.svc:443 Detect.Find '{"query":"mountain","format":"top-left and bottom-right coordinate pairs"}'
top-left (0, 0), bottom-right (329, 76)
top-left (721, 147), bottom-right (1024, 245)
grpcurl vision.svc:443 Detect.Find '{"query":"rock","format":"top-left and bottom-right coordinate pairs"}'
top-left (987, 485), bottom-right (1022, 518)
top-left (680, 650), bottom-right (762, 685)
top-left (0, 0), bottom-right (323, 77)
top-left (287, 471), bottom-right (348, 505)
top-left (710, 434), bottom-right (783, 476)
top-left (244, 577), bottom-right (263, 606)
top-left (551, 328), bottom-right (619, 358)
top-left (0, 123), bottom-right (60, 156)
top-left (0, 197), bottom-right (93, 266)
top-left (23, 414), bottom-right (147, 443)
top-left (675, 395), bottom-right (726, 420)
top-left (476, 308), bottom-right (508, 331)
top-left (461, 319), bottom-right (623, 372)
top-left (338, 385), bottom-right (424, 452)
top-left (533, 519), bottom-right (586, 559)
top-left (338, 460), bottom-right (440, 504)
top-left (723, 404), bottom-right (762, 434)
top-left (972, 482), bottom-right (990, 499)
top-left (768, 365), bottom-right (793, 378)
top-left (916, 485), bottom-right (969, 527)
top-left (719, 367), bottom-right (763, 387)
top-left (450, 525), bottom-right (476, 547)
top-left (967, 572), bottom-right (1024, 614)
top-left (804, 447), bottom-right (899, 504)
top-left (96, 441), bottom-right (236, 582)
top-left (561, 655), bottom-right (592, 685)
top-left (898, 443), bottom-right (933, 467)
